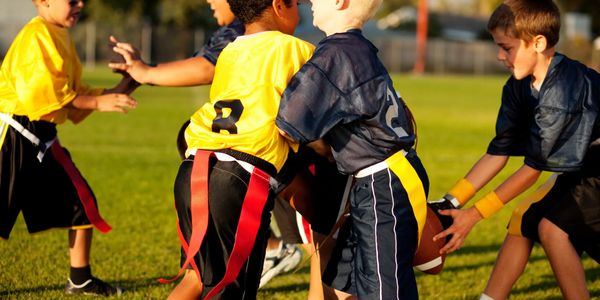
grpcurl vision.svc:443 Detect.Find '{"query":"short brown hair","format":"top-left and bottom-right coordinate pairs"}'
top-left (487, 0), bottom-right (561, 47)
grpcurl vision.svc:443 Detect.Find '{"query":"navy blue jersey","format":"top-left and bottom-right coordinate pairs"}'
top-left (192, 19), bottom-right (244, 65)
top-left (487, 53), bottom-right (600, 172)
top-left (276, 30), bottom-right (415, 174)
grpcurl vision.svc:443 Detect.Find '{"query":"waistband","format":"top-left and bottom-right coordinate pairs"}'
top-left (0, 113), bottom-right (57, 162)
top-left (187, 148), bottom-right (277, 177)
top-left (354, 149), bottom-right (408, 178)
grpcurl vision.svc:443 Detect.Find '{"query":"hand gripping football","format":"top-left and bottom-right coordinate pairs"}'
top-left (413, 206), bottom-right (446, 274)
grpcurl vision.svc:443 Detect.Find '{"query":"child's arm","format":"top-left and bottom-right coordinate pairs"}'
top-left (67, 93), bottom-right (137, 113)
top-left (434, 163), bottom-right (542, 254)
top-left (108, 36), bottom-right (215, 87)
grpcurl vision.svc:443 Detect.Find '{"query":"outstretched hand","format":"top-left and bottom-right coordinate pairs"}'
top-left (108, 36), bottom-right (147, 83)
top-left (432, 207), bottom-right (482, 254)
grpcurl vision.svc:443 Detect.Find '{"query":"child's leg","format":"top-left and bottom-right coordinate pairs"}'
top-left (68, 228), bottom-right (92, 267)
top-left (168, 270), bottom-right (203, 300)
top-left (483, 234), bottom-right (533, 300)
top-left (304, 241), bottom-right (324, 300)
top-left (311, 231), bottom-right (356, 300)
top-left (538, 218), bottom-right (590, 300)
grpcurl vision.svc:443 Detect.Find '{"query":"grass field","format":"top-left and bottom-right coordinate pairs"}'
top-left (0, 69), bottom-right (598, 299)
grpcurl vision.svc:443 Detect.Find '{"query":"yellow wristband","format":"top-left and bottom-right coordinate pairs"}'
top-left (474, 192), bottom-right (504, 218)
top-left (448, 178), bottom-right (476, 205)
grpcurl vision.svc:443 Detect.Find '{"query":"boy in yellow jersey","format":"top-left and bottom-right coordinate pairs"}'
top-left (0, 0), bottom-right (137, 297)
top-left (168, 0), bottom-right (314, 298)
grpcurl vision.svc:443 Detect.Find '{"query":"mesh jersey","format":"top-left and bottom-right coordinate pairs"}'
top-left (185, 31), bottom-right (315, 171)
top-left (193, 19), bottom-right (245, 66)
top-left (276, 30), bottom-right (415, 174)
top-left (0, 17), bottom-right (102, 124)
top-left (487, 53), bottom-right (600, 172)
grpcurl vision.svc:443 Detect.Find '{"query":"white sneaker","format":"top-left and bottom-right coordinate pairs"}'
top-left (259, 242), bottom-right (302, 288)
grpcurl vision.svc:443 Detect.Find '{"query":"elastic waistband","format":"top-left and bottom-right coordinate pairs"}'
top-left (355, 150), bottom-right (408, 178)
top-left (188, 148), bottom-right (277, 177)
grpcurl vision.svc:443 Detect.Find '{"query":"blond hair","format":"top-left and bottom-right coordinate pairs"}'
top-left (348, 0), bottom-right (382, 26)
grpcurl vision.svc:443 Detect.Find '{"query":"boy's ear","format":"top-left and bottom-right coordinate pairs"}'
top-left (272, 0), bottom-right (285, 17)
top-left (532, 35), bottom-right (548, 53)
top-left (335, 0), bottom-right (349, 10)
top-left (35, 0), bottom-right (50, 8)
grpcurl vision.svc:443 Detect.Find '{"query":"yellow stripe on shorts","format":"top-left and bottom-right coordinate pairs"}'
top-left (508, 173), bottom-right (558, 236)
top-left (387, 151), bottom-right (427, 247)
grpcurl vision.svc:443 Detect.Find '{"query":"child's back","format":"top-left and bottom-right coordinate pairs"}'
top-left (169, 0), bottom-right (314, 299)
top-left (186, 31), bottom-right (314, 171)
top-left (277, 1), bottom-right (428, 299)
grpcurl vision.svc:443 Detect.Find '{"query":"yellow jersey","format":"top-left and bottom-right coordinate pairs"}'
top-left (186, 31), bottom-right (314, 171)
top-left (0, 16), bottom-right (102, 124)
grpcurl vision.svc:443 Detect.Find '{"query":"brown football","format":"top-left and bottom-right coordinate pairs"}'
top-left (413, 206), bottom-right (446, 274)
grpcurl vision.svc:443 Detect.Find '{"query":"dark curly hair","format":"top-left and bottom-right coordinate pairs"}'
top-left (228, 0), bottom-right (294, 25)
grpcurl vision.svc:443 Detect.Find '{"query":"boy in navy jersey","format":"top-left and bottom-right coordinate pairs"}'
top-left (109, 0), bottom-right (243, 87)
top-left (277, 0), bottom-right (429, 299)
top-left (431, 1), bottom-right (599, 299)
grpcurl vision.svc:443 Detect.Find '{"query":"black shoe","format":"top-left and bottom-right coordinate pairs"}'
top-left (65, 277), bottom-right (124, 297)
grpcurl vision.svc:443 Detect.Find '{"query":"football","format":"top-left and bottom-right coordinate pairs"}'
top-left (413, 206), bottom-right (446, 274)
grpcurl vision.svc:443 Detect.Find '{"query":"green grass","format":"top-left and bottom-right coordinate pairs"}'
top-left (1, 70), bottom-right (598, 299)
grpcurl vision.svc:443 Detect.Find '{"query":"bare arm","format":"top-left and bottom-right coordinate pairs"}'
top-left (435, 163), bottom-right (542, 254)
top-left (108, 36), bottom-right (215, 87)
top-left (67, 93), bottom-right (137, 113)
top-left (463, 153), bottom-right (509, 192)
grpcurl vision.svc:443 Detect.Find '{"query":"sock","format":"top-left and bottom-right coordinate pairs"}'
top-left (70, 266), bottom-right (92, 285)
top-left (480, 293), bottom-right (495, 300)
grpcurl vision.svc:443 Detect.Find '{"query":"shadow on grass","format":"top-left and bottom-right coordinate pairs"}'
top-left (434, 243), bottom-right (550, 274)
top-left (0, 283), bottom-right (65, 296)
top-left (0, 276), bottom-right (167, 297)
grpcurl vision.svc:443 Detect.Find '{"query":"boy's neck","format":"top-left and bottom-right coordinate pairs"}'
top-left (324, 25), bottom-right (362, 36)
top-left (321, 15), bottom-right (364, 36)
top-left (531, 48), bottom-right (556, 90)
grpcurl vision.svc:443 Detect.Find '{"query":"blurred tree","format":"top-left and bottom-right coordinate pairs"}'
top-left (85, 0), bottom-right (158, 25)
top-left (557, 0), bottom-right (600, 36)
top-left (84, 0), bottom-right (214, 28)
top-left (158, 0), bottom-right (214, 28)
top-left (378, 0), bottom-right (417, 17)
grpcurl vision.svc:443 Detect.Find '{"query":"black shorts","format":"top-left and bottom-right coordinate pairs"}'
top-left (509, 148), bottom-right (600, 263)
top-left (274, 146), bottom-right (351, 236)
top-left (323, 150), bottom-right (428, 300)
top-left (174, 151), bottom-right (276, 299)
top-left (272, 196), bottom-right (306, 244)
top-left (0, 116), bottom-right (94, 239)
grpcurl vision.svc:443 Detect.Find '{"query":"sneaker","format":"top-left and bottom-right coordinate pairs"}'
top-left (259, 242), bottom-right (302, 288)
top-left (65, 277), bottom-right (124, 296)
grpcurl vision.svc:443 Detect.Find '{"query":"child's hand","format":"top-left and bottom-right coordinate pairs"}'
top-left (96, 93), bottom-right (137, 113)
top-left (108, 36), bottom-right (149, 84)
top-left (432, 207), bottom-right (482, 254)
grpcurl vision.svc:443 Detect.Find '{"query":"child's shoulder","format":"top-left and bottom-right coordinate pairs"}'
top-left (315, 30), bottom-right (374, 57)
top-left (231, 31), bottom-right (313, 53)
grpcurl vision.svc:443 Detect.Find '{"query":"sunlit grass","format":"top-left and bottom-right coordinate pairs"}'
top-left (0, 69), bottom-right (597, 299)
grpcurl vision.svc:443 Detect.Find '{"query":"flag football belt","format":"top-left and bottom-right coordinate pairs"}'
top-left (0, 113), bottom-right (53, 162)
top-left (160, 149), bottom-right (271, 300)
top-left (0, 113), bottom-right (112, 233)
top-left (354, 149), bottom-right (428, 248)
